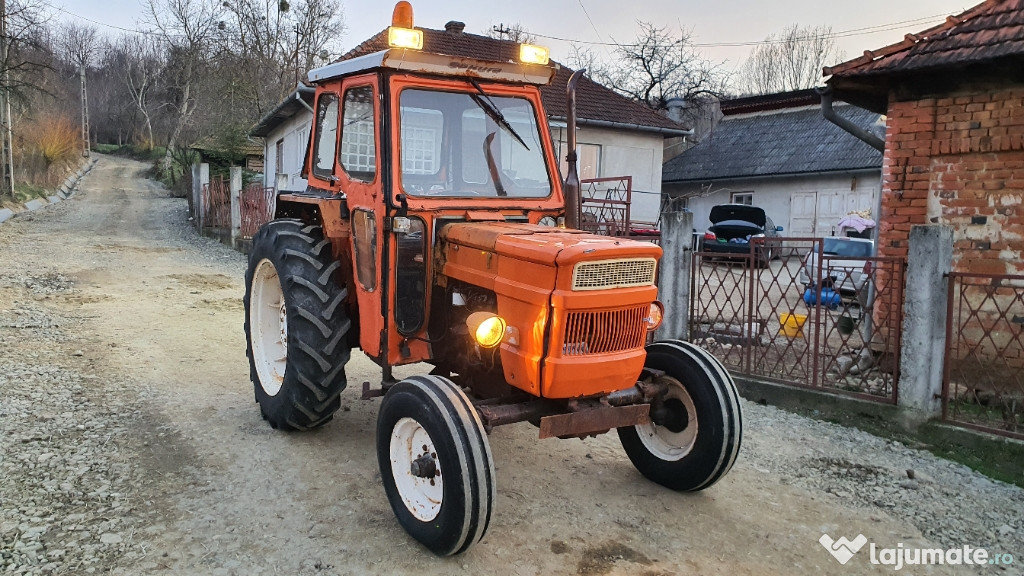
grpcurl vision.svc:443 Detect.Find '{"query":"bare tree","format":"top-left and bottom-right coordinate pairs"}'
top-left (1, 0), bottom-right (52, 98)
top-left (144, 0), bottom-right (224, 173)
top-left (114, 35), bottom-right (163, 149)
top-left (218, 0), bottom-right (344, 116)
top-left (55, 23), bottom-right (98, 69)
top-left (599, 22), bottom-right (730, 114)
top-left (738, 24), bottom-right (844, 95)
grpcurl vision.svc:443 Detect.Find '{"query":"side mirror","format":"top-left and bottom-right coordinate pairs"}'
top-left (776, 226), bottom-right (784, 232)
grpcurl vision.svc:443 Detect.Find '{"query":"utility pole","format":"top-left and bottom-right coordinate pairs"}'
top-left (492, 24), bottom-right (513, 63)
top-left (80, 64), bottom-right (90, 157)
top-left (0, 0), bottom-right (15, 198)
top-left (293, 23), bottom-right (300, 87)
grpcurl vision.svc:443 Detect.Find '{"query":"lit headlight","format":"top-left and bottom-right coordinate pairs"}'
top-left (466, 312), bottom-right (506, 348)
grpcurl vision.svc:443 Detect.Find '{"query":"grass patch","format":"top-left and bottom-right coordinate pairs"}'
top-left (805, 406), bottom-right (1024, 489)
top-left (92, 143), bottom-right (121, 154)
top-left (92, 143), bottom-right (167, 162)
top-left (13, 182), bottom-right (49, 203)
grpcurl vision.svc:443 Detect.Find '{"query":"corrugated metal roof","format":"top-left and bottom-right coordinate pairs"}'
top-left (339, 27), bottom-right (687, 133)
top-left (826, 0), bottom-right (1024, 78)
top-left (662, 105), bottom-right (882, 183)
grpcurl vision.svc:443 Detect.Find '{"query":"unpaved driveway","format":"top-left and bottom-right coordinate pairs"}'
top-left (1, 155), bottom-right (1021, 576)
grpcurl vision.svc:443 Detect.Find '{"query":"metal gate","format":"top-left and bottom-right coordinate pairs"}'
top-left (688, 238), bottom-right (904, 403)
top-left (942, 272), bottom-right (1024, 439)
top-left (240, 184), bottom-right (275, 239)
top-left (201, 176), bottom-right (231, 230)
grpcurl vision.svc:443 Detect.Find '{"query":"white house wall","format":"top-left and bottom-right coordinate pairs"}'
top-left (668, 172), bottom-right (881, 236)
top-left (552, 125), bottom-right (666, 224)
top-left (263, 111), bottom-right (313, 192)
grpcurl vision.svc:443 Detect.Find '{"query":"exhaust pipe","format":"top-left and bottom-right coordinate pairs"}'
top-left (564, 69), bottom-right (585, 229)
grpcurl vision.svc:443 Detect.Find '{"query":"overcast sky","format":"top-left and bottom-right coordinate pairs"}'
top-left (59, 0), bottom-right (972, 71)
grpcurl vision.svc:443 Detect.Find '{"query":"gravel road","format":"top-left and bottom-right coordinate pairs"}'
top-left (0, 155), bottom-right (1022, 576)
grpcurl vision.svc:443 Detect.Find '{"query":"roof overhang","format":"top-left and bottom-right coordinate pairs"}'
top-left (548, 115), bottom-right (693, 137)
top-left (664, 166), bottom-right (881, 186)
top-left (308, 49), bottom-right (558, 86)
top-left (251, 85), bottom-right (316, 138)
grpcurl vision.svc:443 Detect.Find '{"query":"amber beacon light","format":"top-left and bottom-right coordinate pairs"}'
top-left (388, 2), bottom-right (423, 49)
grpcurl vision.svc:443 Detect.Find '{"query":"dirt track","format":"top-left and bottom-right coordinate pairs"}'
top-left (0, 155), bottom-right (1021, 576)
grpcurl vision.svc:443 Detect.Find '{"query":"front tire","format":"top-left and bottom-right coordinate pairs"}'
top-left (244, 219), bottom-right (351, 431)
top-left (618, 340), bottom-right (742, 491)
top-left (377, 376), bottom-right (495, 556)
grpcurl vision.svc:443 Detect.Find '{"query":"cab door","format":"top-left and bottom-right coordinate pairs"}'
top-left (334, 75), bottom-right (387, 359)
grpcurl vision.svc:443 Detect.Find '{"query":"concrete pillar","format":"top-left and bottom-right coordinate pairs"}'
top-left (230, 167), bottom-right (243, 248)
top-left (275, 172), bottom-right (288, 193)
top-left (898, 225), bottom-right (953, 419)
top-left (197, 163), bottom-right (210, 230)
top-left (654, 209), bottom-right (693, 341)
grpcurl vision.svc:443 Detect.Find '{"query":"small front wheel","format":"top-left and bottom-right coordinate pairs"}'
top-left (376, 375), bottom-right (495, 556)
top-left (618, 340), bottom-right (743, 491)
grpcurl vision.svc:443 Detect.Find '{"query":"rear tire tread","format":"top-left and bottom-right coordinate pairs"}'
top-left (244, 219), bottom-right (351, 431)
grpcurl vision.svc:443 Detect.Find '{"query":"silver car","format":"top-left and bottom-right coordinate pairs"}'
top-left (799, 237), bottom-right (874, 298)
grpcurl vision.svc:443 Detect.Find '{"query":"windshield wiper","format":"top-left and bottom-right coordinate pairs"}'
top-left (468, 78), bottom-right (529, 150)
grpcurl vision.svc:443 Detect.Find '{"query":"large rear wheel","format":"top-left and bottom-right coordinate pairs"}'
top-left (618, 340), bottom-right (742, 491)
top-left (244, 219), bottom-right (351, 431)
top-left (376, 375), bottom-right (495, 556)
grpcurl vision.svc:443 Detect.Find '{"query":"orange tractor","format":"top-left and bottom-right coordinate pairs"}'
top-left (244, 2), bottom-right (741, 556)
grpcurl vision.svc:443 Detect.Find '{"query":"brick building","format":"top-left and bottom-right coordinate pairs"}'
top-left (826, 0), bottom-right (1024, 274)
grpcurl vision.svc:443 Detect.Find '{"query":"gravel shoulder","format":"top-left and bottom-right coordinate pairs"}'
top-left (0, 155), bottom-right (1021, 576)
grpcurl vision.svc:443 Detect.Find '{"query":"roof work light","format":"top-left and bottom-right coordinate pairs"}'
top-left (519, 43), bottom-right (550, 65)
top-left (389, 2), bottom-right (423, 49)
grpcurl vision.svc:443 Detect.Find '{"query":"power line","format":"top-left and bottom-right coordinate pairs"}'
top-left (575, 0), bottom-right (605, 44)
top-left (42, 0), bottom-right (148, 35)
top-left (531, 11), bottom-right (953, 49)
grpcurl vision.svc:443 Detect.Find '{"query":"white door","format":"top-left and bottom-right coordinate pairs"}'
top-left (816, 192), bottom-right (847, 237)
top-left (846, 188), bottom-right (876, 215)
top-left (789, 192), bottom-right (817, 237)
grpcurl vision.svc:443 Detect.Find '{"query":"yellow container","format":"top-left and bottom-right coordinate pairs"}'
top-left (779, 313), bottom-right (807, 339)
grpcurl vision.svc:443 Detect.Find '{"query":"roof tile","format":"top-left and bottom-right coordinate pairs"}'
top-left (663, 105), bottom-right (882, 182)
top-left (827, 0), bottom-right (1024, 77)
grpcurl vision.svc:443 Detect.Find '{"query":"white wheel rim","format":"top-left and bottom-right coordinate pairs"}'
top-left (250, 258), bottom-right (288, 396)
top-left (636, 376), bottom-right (699, 461)
top-left (390, 417), bottom-right (443, 522)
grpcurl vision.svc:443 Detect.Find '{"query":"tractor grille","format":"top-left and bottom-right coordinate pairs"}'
top-left (572, 258), bottom-right (657, 291)
top-left (562, 305), bottom-right (649, 356)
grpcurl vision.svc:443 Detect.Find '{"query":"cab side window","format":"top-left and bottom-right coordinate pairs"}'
top-left (312, 94), bottom-right (339, 179)
top-left (339, 86), bottom-right (377, 183)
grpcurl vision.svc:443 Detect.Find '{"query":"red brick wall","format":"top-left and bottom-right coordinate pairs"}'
top-left (880, 87), bottom-right (1024, 273)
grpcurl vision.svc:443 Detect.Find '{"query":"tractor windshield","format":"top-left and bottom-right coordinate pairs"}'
top-left (397, 88), bottom-right (553, 198)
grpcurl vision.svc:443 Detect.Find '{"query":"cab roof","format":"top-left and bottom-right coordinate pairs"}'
top-left (307, 48), bottom-right (557, 86)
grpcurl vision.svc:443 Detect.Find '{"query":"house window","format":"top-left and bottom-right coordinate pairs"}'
top-left (275, 139), bottom-right (284, 176)
top-left (731, 192), bottom-right (753, 205)
top-left (339, 85), bottom-right (376, 182)
top-left (559, 142), bottom-right (601, 180)
top-left (297, 127), bottom-right (309, 170)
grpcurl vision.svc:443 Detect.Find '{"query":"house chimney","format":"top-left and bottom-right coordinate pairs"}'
top-left (665, 98), bottom-right (686, 124)
top-left (445, 21), bottom-right (465, 34)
